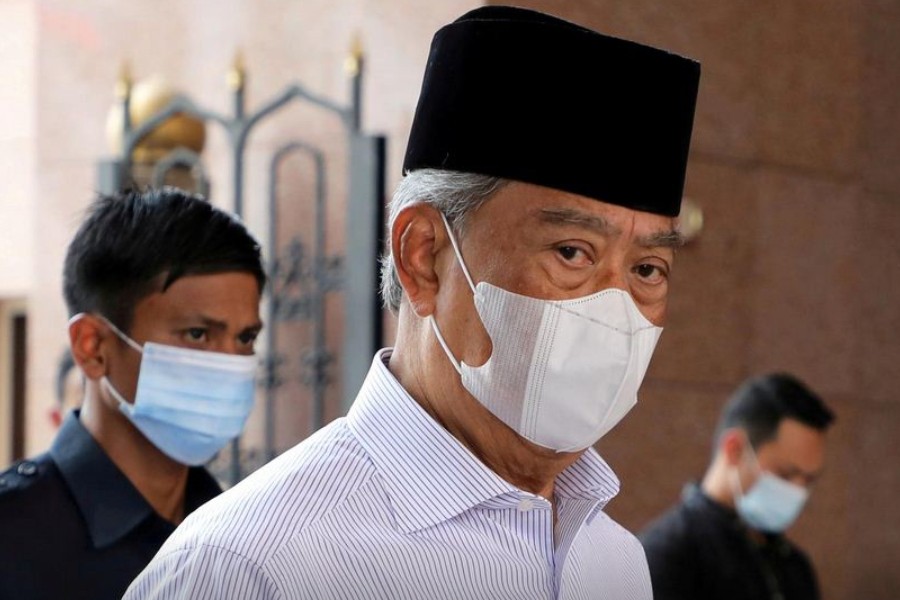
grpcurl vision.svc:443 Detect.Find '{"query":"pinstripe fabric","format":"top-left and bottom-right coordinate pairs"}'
top-left (123, 349), bottom-right (652, 599)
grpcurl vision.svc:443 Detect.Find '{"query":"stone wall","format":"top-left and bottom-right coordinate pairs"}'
top-left (501, 2), bottom-right (900, 598)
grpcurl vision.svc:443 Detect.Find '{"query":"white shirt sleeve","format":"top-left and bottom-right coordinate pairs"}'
top-left (123, 544), bottom-right (283, 600)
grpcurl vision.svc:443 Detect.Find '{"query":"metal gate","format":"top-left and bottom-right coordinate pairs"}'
top-left (97, 49), bottom-right (385, 486)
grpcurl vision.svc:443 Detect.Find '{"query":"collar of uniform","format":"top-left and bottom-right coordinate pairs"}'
top-left (682, 482), bottom-right (791, 547)
top-left (683, 482), bottom-right (750, 532)
top-left (347, 349), bottom-right (621, 533)
top-left (50, 410), bottom-right (221, 549)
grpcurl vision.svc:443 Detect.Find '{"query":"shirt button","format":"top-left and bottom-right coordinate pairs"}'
top-left (517, 498), bottom-right (534, 512)
top-left (17, 461), bottom-right (37, 477)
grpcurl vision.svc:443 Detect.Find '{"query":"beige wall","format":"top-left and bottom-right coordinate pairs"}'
top-left (25, 0), bottom-right (482, 453)
top-left (0, 0), bottom-right (35, 298)
top-left (0, 0), bottom-right (35, 465)
top-left (9, 1), bottom-right (899, 598)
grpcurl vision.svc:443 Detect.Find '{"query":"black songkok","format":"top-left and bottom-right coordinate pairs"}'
top-left (403, 6), bottom-right (701, 217)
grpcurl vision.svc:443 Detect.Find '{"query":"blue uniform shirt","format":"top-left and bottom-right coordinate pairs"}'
top-left (0, 411), bottom-right (221, 600)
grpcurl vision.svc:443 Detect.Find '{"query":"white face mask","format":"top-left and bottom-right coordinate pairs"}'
top-left (429, 213), bottom-right (663, 453)
top-left (730, 440), bottom-right (810, 533)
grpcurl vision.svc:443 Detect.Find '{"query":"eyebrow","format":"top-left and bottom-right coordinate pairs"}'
top-left (783, 463), bottom-right (824, 482)
top-left (538, 207), bottom-right (685, 249)
top-left (186, 315), bottom-right (264, 335)
top-left (637, 229), bottom-right (685, 250)
top-left (537, 208), bottom-right (621, 236)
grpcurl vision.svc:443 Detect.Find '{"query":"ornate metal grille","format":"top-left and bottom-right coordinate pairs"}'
top-left (96, 49), bottom-right (385, 486)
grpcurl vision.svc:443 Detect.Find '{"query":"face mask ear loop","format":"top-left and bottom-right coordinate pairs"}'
top-left (739, 429), bottom-right (763, 475)
top-left (730, 429), bottom-right (758, 503)
top-left (729, 465), bottom-right (746, 506)
top-left (439, 212), bottom-right (477, 295)
top-left (101, 376), bottom-right (133, 409)
top-left (428, 315), bottom-right (463, 375)
top-left (70, 313), bottom-right (141, 407)
top-left (96, 316), bottom-right (144, 354)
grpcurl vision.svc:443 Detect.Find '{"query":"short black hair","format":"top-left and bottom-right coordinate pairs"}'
top-left (63, 187), bottom-right (266, 333)
top-left (714, 372), bottom-right (835, 450)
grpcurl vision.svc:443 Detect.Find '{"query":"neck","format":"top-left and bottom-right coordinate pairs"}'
top-left (389, 339), bottom-right (579, 501)
top-left (701, 459), bottom-right (736, 509)
top-left (80, 383), bottom-right (190, 524)
top-left (453, 420), bottom-right (581, 500)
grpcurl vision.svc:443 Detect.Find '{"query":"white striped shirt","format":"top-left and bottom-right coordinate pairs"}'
top-left (123, 349), bottom-right (652, 599)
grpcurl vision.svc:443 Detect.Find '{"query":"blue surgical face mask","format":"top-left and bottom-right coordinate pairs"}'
top-left (85, 315), bottom-right (258, 466)
top-left (730, 438), bottom-right (809, 533)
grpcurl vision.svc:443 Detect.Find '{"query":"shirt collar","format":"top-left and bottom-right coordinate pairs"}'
top-left (347, 349), bottom-right (620, 533)
top-left (51, 410), bottom-right (221, 549)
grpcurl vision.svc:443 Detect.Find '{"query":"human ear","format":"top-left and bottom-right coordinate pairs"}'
top-left (391, 204), bottom-right (446, 318)
top-left (68, 315), bottom-right (110, 381)
top-left (720, 428), bottom-right (747, 467)
top-left (48, 407), bottom-right (62, 428)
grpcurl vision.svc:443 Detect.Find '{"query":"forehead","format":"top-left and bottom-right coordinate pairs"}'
top-left (474, 181), bottom-right (678, 235)
top-left (758, 418), bottom-right (827, 472)
top-left (132, 271), bottom-right (261, 326)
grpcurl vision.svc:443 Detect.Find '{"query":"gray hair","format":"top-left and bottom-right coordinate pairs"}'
top-left (379, 169), bottom-right (509, 313)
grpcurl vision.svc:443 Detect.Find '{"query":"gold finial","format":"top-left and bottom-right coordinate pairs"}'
top-left (227, 50), bottom-right (246, 91)
top-left (114, 61), bottom-right (133, 99)
top-left (105, 76), bottom-right (207, 162)
top-left (344, 33), bottom-right (364, 76)
top-left (676, 197), bottom-right (704, 243)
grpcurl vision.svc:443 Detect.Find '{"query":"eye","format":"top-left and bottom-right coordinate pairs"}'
top-left (183, 328), bottom-right (208, 344)
top-left (633, 262), bottom-right (668, 285)
top-left (555, 245), bottom-right (593, 266)
top-left (238, 330), bottom-right (259, 348)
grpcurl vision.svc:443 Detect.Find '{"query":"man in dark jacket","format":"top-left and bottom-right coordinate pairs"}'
top-left (639, 373), bottom-right (835, 600)
top-left (0, 187), bottom-right (266, 600)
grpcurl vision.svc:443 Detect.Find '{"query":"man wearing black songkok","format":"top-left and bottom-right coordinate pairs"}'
top-left (126, 7), bottom-right (701, 599)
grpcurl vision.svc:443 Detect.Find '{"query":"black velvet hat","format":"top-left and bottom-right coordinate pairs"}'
top-left (402, 6), bottom-right (701, 217)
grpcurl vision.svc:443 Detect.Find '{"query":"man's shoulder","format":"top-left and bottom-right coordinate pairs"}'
top-left (637, 496), bottom-right (697, 551)
top-left (160, 418), bottom-right (379, 564)
top-left (0, 454), bottom-right (61, 509)
top-left (0, 452), bottom-right (83, 557)
top-left (778, 534), bottom-right (817, 571)
top-left (589, 508), bottom-right (650, 557)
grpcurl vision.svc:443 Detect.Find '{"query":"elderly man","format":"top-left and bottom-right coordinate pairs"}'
top-left (125, 6), bottom-right (701, 599)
